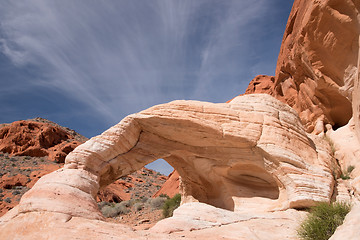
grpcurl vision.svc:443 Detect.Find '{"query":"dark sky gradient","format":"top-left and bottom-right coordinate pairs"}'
top-left (0, 1), bottom-right (293, 174)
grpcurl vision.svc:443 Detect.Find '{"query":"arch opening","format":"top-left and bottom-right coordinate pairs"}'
top-left (145, 159), bottom-right (174, 176)
top-left (158, 154), bottom-right (281, 212)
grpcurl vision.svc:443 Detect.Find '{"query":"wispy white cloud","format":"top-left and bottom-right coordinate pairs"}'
top-left (194, 1), bottom-right (269, 99)
top-left (0, 0), bottom-right (280, 125)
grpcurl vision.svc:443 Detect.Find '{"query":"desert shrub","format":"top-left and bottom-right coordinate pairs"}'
top-left (140, 196), bottom-right (148, 203)
top-left (323, 135), bottom-right (336, 155)
top-left (340, 165), bottom-right (355, 180)
top-left (148, 197), bottom-right (167, 209)
top-left (298, 202), bottom-right (351, 240)
top-left (159, 193), bottom-right (170, 199)
top-left (133, 202), bottom-right (143, 211)
top-left (114, 203), bottom-right (130, 215)
top-left (162, 194), bottom-right (181, 218)
top-left (97, 201), bottom-right (111, 209)
top-left (120, 200), bottom-right (131, 208)
top-left (99, 201), bottom-right (130, 218)
top-left (340, 173), bottom-right (350, 180)
top-left (12, 190), bottom-right (21, 195)
top-left (347, 165), bottom-right (355, 173)
top-left (100, 205), bottom-right (119, 218)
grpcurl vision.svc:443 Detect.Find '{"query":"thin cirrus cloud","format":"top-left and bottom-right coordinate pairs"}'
top-left (0, 0), bottom-right (291, 128)
top-left (0, 0), bottom-right (292, 175)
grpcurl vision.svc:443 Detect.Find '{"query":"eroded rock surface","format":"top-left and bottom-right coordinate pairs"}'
top-left (151, 202), bottom-right (307, 239)
top-left (153, 170), bottom-right (180, 198)
top-left (0, 202), bottom-right (307, 240)
top-left (0, 118), bottom-right (86, 163)
top-left (1, 0), bottom-right (360, 238)
top-left (0, 94), bottom-right (336, 239)
top-left (245, 0), bottom-right (360, 134)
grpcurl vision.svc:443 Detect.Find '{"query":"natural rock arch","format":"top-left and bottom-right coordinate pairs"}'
top-left (10, 94), bottom-right (334, 221)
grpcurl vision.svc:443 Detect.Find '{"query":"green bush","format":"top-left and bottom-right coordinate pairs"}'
top-left (162, 194), bottom-right (181, 218)
top-left (159, 193), bottom-right (170, 199)
top-left (298, 202), bottom-right (351, 240)
top-left (340, 165), bottom-right (355, 180)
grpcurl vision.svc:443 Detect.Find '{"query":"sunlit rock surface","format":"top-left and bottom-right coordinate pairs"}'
top-left (245, 0), bottom-right (360, 134)
top-left (1, 0), bottom-right (360, 239)
top-left (0, 94), bottom-right (335, 239)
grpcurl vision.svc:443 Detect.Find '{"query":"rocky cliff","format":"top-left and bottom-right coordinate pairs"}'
top-left (246, 0), bottom-right (360, 135)
top-left (0, 0), bottom-right (360, 239)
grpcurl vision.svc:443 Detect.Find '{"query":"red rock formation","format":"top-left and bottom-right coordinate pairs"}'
top-left (153, 170), bottom-right (179, 198)
top-left (0, 118), bottom-right (167, 217)
top-left (244, 75), bottom-right (276, 96)
top-left (243, 0), bottom-right (360, 134)
top-left (0, 163), bottom-right (61, 216)
top-left (0, 119), bottom-right (84, 163)
top-left (0, 118), bottom-right (87, 216)
top-left (97, 179), bottom-right (133, 203)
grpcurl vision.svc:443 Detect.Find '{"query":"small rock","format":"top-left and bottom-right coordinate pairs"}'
top-left (138, 219), bottom-right (150, 225)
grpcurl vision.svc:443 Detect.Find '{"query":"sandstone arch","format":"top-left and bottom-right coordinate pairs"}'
top-left (6, 94), bottom-right (334, 222)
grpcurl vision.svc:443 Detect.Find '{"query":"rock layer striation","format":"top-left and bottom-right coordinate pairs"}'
top-left (0, 94), bottom-right (336, 239)
top-left (1, 0), bottom-right (360, 238)
top-left (1, 95), bottom-right (334, 223)
top-left (245, 0), bottom-right (360, 134)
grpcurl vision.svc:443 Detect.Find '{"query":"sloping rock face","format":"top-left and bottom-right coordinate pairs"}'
top-left (0, 94), bottom-right (336, 239)
top-left (354, 47), bottom-right (360, 142)
top-left (153, 170), bottom-right (180, 198)
top-left (0, 118), bottom-right (85, 163)
top-left (151, 202), bottom-right (307, 239)
top-left (245, 0), bottom-right (360, 134)
top-left (0, 203), bottom-right (307, 240)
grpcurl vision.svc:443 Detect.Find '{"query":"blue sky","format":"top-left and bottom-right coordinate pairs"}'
top-left (0, 0), bottom-right (293, 175)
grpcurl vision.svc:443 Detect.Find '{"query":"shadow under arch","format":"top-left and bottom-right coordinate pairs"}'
top-left (91, 123), bottom-right (283, 212)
